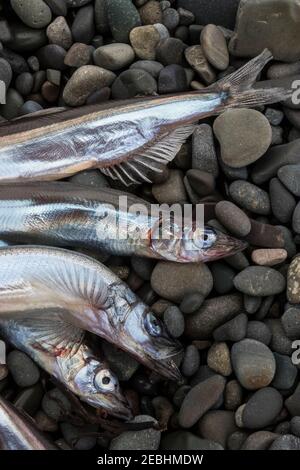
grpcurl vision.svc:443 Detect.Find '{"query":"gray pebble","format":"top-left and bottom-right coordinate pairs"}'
top-left (111, 69), bottom-right (157, 99)
top-left (246, 321), bottom-right (272, 345)
top-left (272, 352), bottom-right (297, 390)
top-left (0, 58), bottom-right (12, 89)
top-left (130, 60), bottom-right (163, 78)
top-left (269, 434), bottom-right (300, 450)
top-left (7, 350), bottom-right (40, 388)
top-left (278, 164), bottom-right (300, 197)
top-left (241, 387), bottom-right (283, 429)
top-left (0, 88), bottom-right (24, 119)
top-left (233, 266), bottom-right (286, 297)
top-left (215, 201), bottom-right (251, 237)
top-left (229, 180), bottom-right (271, 215)
top-left (181, 345), bottom-right (200, 377)
top-left (102, 340), bottom-right (139, 381)
top-left (107, 0), bottom-right (141, 43)
top-left (163, 305), bottom-right (185, 338)
top-left (93, 43), bottom-right (135, 71)
top-left (161, 431), bottom-right (223, 450)
top-left (192, 124), bottom-right (219, 177)
top-left (72, 5), bottom-right (95, 44)
top-left (158, 64), bottom-right (187, 94)
top-left (15, 72), bottom-right (34, 96)
top-left (110, 415), bottom-right (160, 450)
top-left (42, 388), bottom-right (72, 421)
top-left (180, 292), bottom-right (204, 314)
top-left (213, 313), bottom-right (248, 342)
top-left (11, 0), bottom-right (52, 29)
top-left (269, 177), bottom-right (296, 224)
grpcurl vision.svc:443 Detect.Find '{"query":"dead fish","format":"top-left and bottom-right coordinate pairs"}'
top-left (0, 395), bottom-right (57, 450)
top-left (0, 50), bottom-right (291, 186)
top-left (0, 246), bottom-right (182, 381)
top-left (0, 315), bottom-right (132, 420)
top-left (0, 182), bottom-right (246, 262)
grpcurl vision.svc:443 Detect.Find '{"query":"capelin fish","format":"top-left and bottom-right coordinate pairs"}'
top-left (0, 50), bottom-right (291, 186)
top-left (0, 246), bottom-right (182, 381)
top-left (0, 182), bottom-right (246, 262)
top-left (0, 395), bottom-right (57, 450)
top-left (0, 317), bottom-right (132, 420)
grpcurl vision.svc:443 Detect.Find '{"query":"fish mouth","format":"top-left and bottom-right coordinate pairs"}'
top-left (91, 392), bottom-right (133, 421)
top-left (144, 348), bottom-right (183, 382)
top-left (203, 232), bottom-right (247, 262)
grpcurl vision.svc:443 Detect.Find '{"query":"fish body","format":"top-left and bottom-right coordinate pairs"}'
top-left (0, 51), bottom-right (290, 186)
top-left (0, 395), bottom-right (57, 450)
top-left (0, 182), bottom-right (246, 262)
top-left (0, 246), bottom-right (182, 380)
top-left (0, 318), bottom-right (132, 420)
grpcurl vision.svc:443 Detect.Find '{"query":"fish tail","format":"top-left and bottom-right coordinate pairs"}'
top-left (209, 49), bottom-right (292, 109)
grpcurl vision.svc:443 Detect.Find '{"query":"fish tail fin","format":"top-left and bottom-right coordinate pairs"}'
top-left (209, 49), bottom-right (292, 109)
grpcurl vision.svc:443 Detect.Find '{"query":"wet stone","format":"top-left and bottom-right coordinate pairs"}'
top-left (107, 0), bottom-right (141, 43)
top-left (46, 16), bottom-right (72, 50)
top-left (158, 64), bottom-right (187, 94)
top-left (246, 321), bottom-right (272, 346)
top-left (64, 43), bottom-right (93, 68)
top-left (110, 415), bottom-right (161, 450)
top-left (184, 45), bottom-right (216, 85)
top-left (213, 313), bottom-right (248, 343)
top-left (93, 44), bottom-right (135, 71)
top-left (192, 124), bottom-right (219, 177)
top-left (7, 350), bottom-right (40, 388)
top-left (272, 352), bottom-right (297, 390)
top-left (269, 177), bottom-right (296, 224)
top-left (163, 305), bottom-right (185, 338)
top-left (207, 342), bottom-right (232, 377)
top-left (111, 69), bottom-right (157, 99)
top-left (241, 387), bottom-right (283, 429)
top-left (181, 345), bottom-right (200, 377)
top-left (233, 266), bottom-right (286, 297)
top-left (200, 24), bottom-right (229, 71)
top-left (215, 201), bottom-right (251, 237)
top-left (130, 25), bottom-right (168, 61)
top-left (287, 256), bottom-right (300, 304)
top-left (229, 180), bottom-right (271, 216)
top-left (139, 1), bottom-right (162, 25)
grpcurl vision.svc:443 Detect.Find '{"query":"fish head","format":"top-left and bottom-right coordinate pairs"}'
top-left (117, 301), bottom-right (183, 381)
top-left (72, 356), bottom-right (132, 420)
top-left (150, 218), bottom-right (247, 262)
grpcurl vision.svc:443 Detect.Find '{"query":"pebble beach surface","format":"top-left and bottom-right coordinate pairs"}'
top-left (1, 0), bottom-right (300, 452)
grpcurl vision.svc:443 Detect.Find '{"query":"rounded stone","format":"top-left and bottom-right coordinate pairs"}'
top-left (151, 261), bottom-right (213, 303)
top-left (152, 169), bottom-right (187, 204)
top-left (272, 352), bottom-right (297, 390)
top-left (162, 8), bottom-right (180, 31)
top-left (215, 201), bottom-right (251, 237)
top-left (63, 65), bottom-right (116, 106)
top-left (214, 109), bottom-right (272, 168)
top-left (15, 72), bottom-right (34, 96)
top-left (46, 16), bottom-right (72, 50)
top-left (139, 1), bottom-right (162, 24)
top-left (11, 0), bottom-right (52, 29)
top-left (200, 24), bottom-right (229, 71)
top-left (234, 266), bottom-right (286, 297)
top-left (251, 249), bottom-right (287, 267)
top-left (71, 5), bottom-right (95, 45)
top-left (130, 60), bottom-right (163, 78)
top-left (269, 177), bottom-right (296, 224)
top-left (37, 45), bottom-right (67, 71)
top-left (181, 345), bottom-right (200, 377)
top-left (180, 292), bottom-right (204, 315)
top-left (278, 164), bottom-right (300, 197)
top-left (93, 43), bottom-right (135, 71)
top-left (7, 350), bottom-right (40, 388)
top-left (64, 43), bottom-right (93, 68)
top-left (184, 45), bottom-right (216, 84)
top-left (246, 321), bottom-right (272, 346)
top-left (107, 0), bottom-right (141, 43)
top-left (213, 313), bottom-right (248, 342)
top-left (192, 124), bottom-right (219, 177)
top-left (0, 58), bottom-right (12, 89)
top-left (231, 339), bottom-right (276, 390)
top-left (242, 388), bottom-right (283, 429)
top-left (198, 410), bottom-right (237, 448)
top-left (163, 305), bottom-right (185, 338)
top-left (229, 180), bottom-right (271, 215)
top-left (178, 375), bottom-right (226, 428)
top-left (287, 256), bottom-right (300, 304)
top-left (207, 342), bottom-right (232, 377)
top-left (110, 415), bottom-right (160, 450)
top-left (156, 37), bottom-right (186, 66)
top-left (111, 69), bottom-right (157, 99)
top-left (158, 64), bottom-right (187, 94)
top-left (130, 25), bottom-right (168, 60)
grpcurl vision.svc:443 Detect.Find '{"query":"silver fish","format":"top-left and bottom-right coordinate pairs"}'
top-left (0, 246), bottom-right (182, 381)
top-left (0, 50), bottom-right (290, 186)
top-left (0, 182), bottom-right (246, 262)
top-left (0, 395), bottom-right (57, 450)
top-left (0, 315), bottom-right (132, 420)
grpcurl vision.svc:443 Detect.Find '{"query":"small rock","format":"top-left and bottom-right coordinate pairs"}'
top-left (37, 45), bottom-right (67, 71)
top-left (234, 266), bottom-right (286, 297)
top-left (244, 295), bottom-right (262, 315)
top-left (63, 65), bottom-right (115, 106)
top-left (130, 24), bottom-right (168, 60)
top-left (161, 431), bottom-right (224, 450)
top-left (93, 43), bottom-right (135, 71)
top-left (213, 313), bottom-right (248, 342)
top-left (156, 37), bottom-right (185, 66)
top-left (64, 43), bottom-right (92, 67)
top-left (210, 262), bottom-right (235, 295)
top-left (178, 375), bottom-right (226, 428)
top-left (110, 415), bottom-right (160, 450)
top-left (0, 88), bottom-right (24, 119)
top-left (201, 24), bottom-right (229, 71)
top-left (151, 261), bottom-right (213, 303)
top-left (290, 417), bottom-right (300, 437)
top-left (71, 5), bottom-right (95, 45)
top-left (269, 435), bottom-right (300, 450)
top-left (42, 388), bottom-right (72, 421)
top-left (224, 380), bottom-right (243, 411)
top-left (130, 59), bottom-right (163, 78)
top-left (139, 1), bottom-right (162, 25)
top-left (266, 319), bottom-right (293, 356)
top-left (269, 177), bottom-right (296, 224)
top-left (231, 339), bottom-right (276, 390)
top-left (0, 58), bottom-right (12, 89)
top-left (181, 345), bottom-right (200, 377)
top-left (111, 69), bottom-right (157, 99)
top-left (158, 64), bottom-right (187, 93)
top-left (162, 8), bottom-right (179, 31)
top-left (15, 72), bottom-right (34, 96)
top-left (287, 256), bottom-right (300, 304)
top-left (35, 410), bottom-right (58, 433)
top-left (11, 0), bottom-right (52, 29)
top-left (198, 410), bottom-right (237, 448)
top-left (61, 422), bottom-right (97, 450)
top-left (7, 350), bottom-right (40, 388)
top-left (13, 384), bottom-right (44, 416)
top-left (272, 352), bottom-right (297, 390)
top-left (278, 164), bottom-right (300, 197)
top-left (192, 124), bottom-right (219, 177)
top-left (178, 7), bottom-right (195, 26)
top-left (180, 292), bottom-right (204, 315)
top-left (282, 306), bottom-right (300, 340)
top-left (184, 45), bottom-right (216, 84)
top-left (241, 431), bottom-right (278, 450)
top-left (46, 16), bottom-right (72, 50)
top-left (163, 306), bottom-right (185, 338)
top-left (94, 0), bottom-right (109, 34)
top-left (265, 107), bottom-right (284, 126)
top-left (246, 321), bottom-right (272, 346)
top-left (251, 249), bottom-right (287, 267)
top-left (207, 342), bottom-right (232, 377)
top-left (215, 201), bottom-right (251, 237)
top-left (152, 169), bottom-right (186, 204)
top-left (241, 387), bottom-right (283, 429)
top-left (107, 0), bottom-right (141, 43)
top-left (229, 180), bottom-right (270, 215)
top-left (44, 0), bottom-right (68, 16)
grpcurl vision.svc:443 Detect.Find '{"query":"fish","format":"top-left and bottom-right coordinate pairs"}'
top-left (0, 50), bottom-right (291, 186)
top-left (0, 394), bottom-right (57, 450)
top-left (0, 182), bottom-right (246, 262)
top-left (0, 245), bottom-right (182, 381)
top-left (0, 315), bottom-right (132, 420)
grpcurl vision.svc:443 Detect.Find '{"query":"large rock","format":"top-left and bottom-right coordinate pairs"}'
top-left (229, 0), bottom-right (300, 62)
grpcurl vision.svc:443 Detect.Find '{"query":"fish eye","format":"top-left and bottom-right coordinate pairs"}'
top-left (94, 369), bottom-right (116, 392)
top-left (144, 312), bottom-right (162, 337)
top-left (197, 228), bottom-right (217, 248)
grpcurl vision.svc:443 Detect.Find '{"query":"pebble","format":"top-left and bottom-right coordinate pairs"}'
top-left (107, 0), bottom-right (141, 43)
top-left (181, 345), bottom-right (200, 377)
top-left (265, 107), bottom-right (284, 126)
top-left (130, 59), bottom-right (163, 78)
top-left (269, 435), bottom-right (300, 450)
top-left (15, 72), bottom-right (34, 96)
top-left (37, 45), bottom-right (67, 71)
top-left (61, 422), bottom-right (98, 450)
top-left (269, 177), bottom-right (296, 224)
top-left (184, 45), bottom-right (216, 85)
top-left (44, 0), bottom-right (68, 16)
top-left (110, 415), bottom-right (161, 450)
top-left (281, 306), bottom-right (300, 340)
top-left (229, 180), bottom-right (270, 215)
top-left (246, 321), bottom-right (272, 346)
top-left (0, 88), bottom-right (24, 119)
top-left (71, 5), bottom-right (95, 45)
top-left (180, 292), bottom-right (204, 315)
top-left (293, 202), bottom-right (300, 234)
top-left (178, 7), bottom-right (195, 26)
top-left (178, 375), bottom-right (226, 428)
top-left (290, 417), bottom-right (300, 437)
top-left (139, 1), bottom-right (162, 24)
top-left (178, 0), bottom-right (239, 30)
top-left (94, 43), bottom-right (135, 71)
top-left (156, 37), bottom-right (186, 66)
top-left (287, 256), bottom-right (300, 304)
top-left (63, 65), bottom-right (115, 106)
top-left (213, 313), bottom-right (248, 343)
top-left (94, 0), bottom-right (110, 34)
top-left (272, 352), bottom-right (297, 390)
top-left (215, 201), bottom-right (251, 237)
top-left (163, 306), bottom-right (185, 338)
top-left (46, 16), bottom-right (72, 50)
top-left (0, 19), bottom-right (12, 44)
top-left (35, 410), bottom-right (58, 433)
top-left (231, 339), bottom-right (276, 390)
top-left (42, 388), bottom-right (72, 421)
top-left (0, 48), bottom-right (29, 74)
top-left (130, 25), bottom-right (168, 60)
top-left (210, 262), bottom-right (235, 295)
top-left (244, 295), bottom-right (262, 315)
top-left (151, 261), bottom-right (213, 303)
top-left (161, 431), bottom-right (224, 450)
top-left (173, 385), bottom-right (191, 408)
top-left (186, 169), bottom-right (215, 197)
top-left (7, 350), bottom-right (40, 388)
top-left (13, 384), bottom-right (44, 416)
top-left (266, 319), bottom-right (293, 356)
top-left (227, 431), bottom-right (248, 450)
top-left (224, 380), bottom-right (243, 411)
top-left (200, 24), bottom-right (229, 71)
top-left (241, 431), bottom-right (279, 450)
top-left (213, 109), bottom-right (272, 168)
top-left (0, 58), bottom-right (12, 89)
top-left (229, 0), bottom-right (300, 62)
top-left (158, 64), bottom-right (187, 94)
top-left (162, 8), bottom-right (180, 31)
top-left (251, 249), bottom-right (287, 267)
top-left (111, 69), bottom-right (157, 99)
top-left (102, 341), bottom-right (139, 381)
top-left (152, 169), bottom-right (186, 203)
top-left (192, 124), bottom-right (219, 177)
top-left (11, 0), bottom-right (52, 29)
top-left (234, 266), bottom-right (286, 297)
top-left (207, 342), bottom-right (232, 377)
top-left (131, 256), bottom-right (155, 281)
top-left (242, 387), bottom-right (283, 429)
top-left (185, 294), bottom-right (243, 339)
top-left (64, 43), bottom-right (92, 67)
top-left (278, 164), bottom-right (300, 197)
top-left (198, 410), bottom-right (237, 448)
